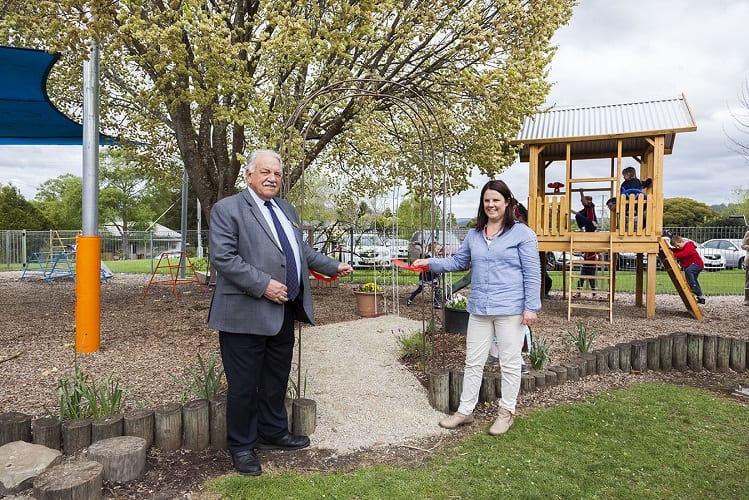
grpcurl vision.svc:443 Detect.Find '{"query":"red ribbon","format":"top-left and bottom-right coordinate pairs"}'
top-left (309, 270), bottom-right (338, 282)
top-left (392, 259), bottom-right (429, 273)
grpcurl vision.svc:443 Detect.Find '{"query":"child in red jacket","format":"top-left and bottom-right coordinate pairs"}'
top-left (670, 235), bottom-right (706, 304)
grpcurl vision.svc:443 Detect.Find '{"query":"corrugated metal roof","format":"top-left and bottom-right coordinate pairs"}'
top-left (512, 95), bottom-right (697, 162)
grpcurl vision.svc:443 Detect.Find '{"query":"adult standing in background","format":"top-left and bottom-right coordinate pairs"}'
top-left (208, 149), bottom-right (353, 476)
top-left (413, 179), bottom-right (541, 436)
top-left (742, 229), bottom-right (749, 306)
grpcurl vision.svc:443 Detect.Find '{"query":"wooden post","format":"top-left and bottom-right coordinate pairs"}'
top-left (449, 370), bottom-right (463, 412)
top-left (154, 403), bottom-right (182, 450)
top-left (87, 436), bottom-right (147, 483)
top-left (659, 335), bottom-right (673, 371)
top-left (581, 353), bottom-right (597, 376)
top-left (182, 399), bottom-right (210, 451)
top-left (549, 365), bottom-right (568, 384)
top-left (563, 363), bottom-right (579, 381)
top-left (520, 373), bottom-right (535, 393)
top-left (33, 461), bottom-right (103, 500)
top-left (62, 418), bottom-right (92, 455)
top-left (687, 334), bottom-right (704, 371)
top-left (617, 343), bottom-right (632, 372)
top-left (702, 336), bottom-right (717, 371)
top-left (672, 333), bottom-right (688, 371)
top-left (124, 409), bottom-right (154, 449)
top-left (479, 373), bottom-right (496, 402)
top-left (210, 395), bottom-right (227, 450)
top-left (292, 398), bottom-right (317, 436)
top-left (532, 371), bottom-right (546, 390)
top-left (730, 338), bottom-right (746, 372)
top-left (493, 373), bottom-right (502, 399)
top-left (428, 369), bottom-right (450, 413)
top-left (91, 414), bottom-right (123, 444)
top-left (716, 337), bottom-right (732, 372)
top-left (606, 348), bottom-right (620, 372)
top-left (33, 417), bottom-right (61, 450)
top-left (595, 351), bottom-right (609, 375)
top-left (646, 338), bottom-right (660, 371)
top-left (542, 370), bottom-right (558, 387)
top-left (0, 411), bottom-right (31, 446)
top-left (631, 341), bottom-right (647, 372)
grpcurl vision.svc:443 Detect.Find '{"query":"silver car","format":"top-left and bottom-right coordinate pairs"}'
top-left (700, 239), bottom-right (745, 270)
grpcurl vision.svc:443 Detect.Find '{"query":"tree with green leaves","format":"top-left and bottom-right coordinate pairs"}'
top-left (33, 174), bottom-right (83, 230)
top-left (0, 184), bottom-right (51, 230)
top-left (663, 197), bottom-right (718, 227)
top-left (1, 0), bottom-right (575, 221)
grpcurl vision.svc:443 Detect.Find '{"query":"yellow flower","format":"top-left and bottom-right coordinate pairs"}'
top-left (359, 282), bottom-right (384, 293)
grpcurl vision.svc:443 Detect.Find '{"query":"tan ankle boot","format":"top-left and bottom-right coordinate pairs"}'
top-left (439, 412), bottom-right (474, 429)
top-left (488, 408), bottom-right (514, 435)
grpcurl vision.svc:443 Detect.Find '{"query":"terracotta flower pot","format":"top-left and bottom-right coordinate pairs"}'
top-left (353, 290), bottom-right (385, 317)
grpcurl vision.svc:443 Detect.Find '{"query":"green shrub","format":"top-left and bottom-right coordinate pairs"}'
top-left (178, 352), bottom-right (225, 402)
top-left (528, 336), bottom-right (550, 371)
top-left (565, 319), bottom-right (595, 353)
top-left (394, 328), bottom-right (432, 370)
top-left (53, 362), bottom-right (125, 420)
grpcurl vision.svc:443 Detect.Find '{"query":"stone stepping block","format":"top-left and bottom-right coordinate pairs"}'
top-left (0, 441), bottom-right (62, 496)
top-left (87, 435), bottom-right (147, 483)
top-left (33, 460), bottom-right (103, 500)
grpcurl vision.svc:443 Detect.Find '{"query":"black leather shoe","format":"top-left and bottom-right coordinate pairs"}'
top-left (232, 450), bottom-right (262, 476)
top-left (255, 433), bottom-right (310, 450)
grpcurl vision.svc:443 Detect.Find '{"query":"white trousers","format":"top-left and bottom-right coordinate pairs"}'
top-left (458, 314), bottom-right (524, 415)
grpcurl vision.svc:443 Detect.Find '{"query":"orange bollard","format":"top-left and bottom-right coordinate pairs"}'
top-left (75, 235), bottom-right (101, 353)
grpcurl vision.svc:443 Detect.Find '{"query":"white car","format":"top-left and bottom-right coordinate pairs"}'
top-left (386, 238), bottom-right (410, 260)
top-left (700, 239), bottom-right (745, 270)
top-left (340, 233), bottom-right (392, 268)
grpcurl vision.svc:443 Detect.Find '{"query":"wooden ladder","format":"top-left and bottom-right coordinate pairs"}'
top-left (657, 238), bottom-right (704, 320)
top-left (567, 232), bottom-right (614, 321)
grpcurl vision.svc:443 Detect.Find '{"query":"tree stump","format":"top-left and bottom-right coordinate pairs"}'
top-left (702, 335), bottom-right (717, 371)
top-left (0, 411), bottom-right (31, 446)
top-left (87, 436), bottom-right (147, 483)
top-left (562, 363), bottom-right (579, 381)
top-left (183, 399), bottom-right (210, 451)
top-left (730, 338), bottom-right (746, 372)
top-left (617, 343), bottom-right (631, 372)
top-left (716, 337), bottom-right (732, 372)
top-left (448, 371), bottom-right (463, 411)
top-left (606, 348), bottom-right (620, 372)
top-left (549, 365), bottom-right (568, 384)
top-left (532, 371), bottom-right (546, 390)
top-left (292, 398), bottom-right (317, 436)
top-left (428, 369), bottom-right (450, 413)
top-left (493, 373), bottom-right (502, 399)
top-left (479, 373), bottom-right (496, 402)
top-left (520, 373), bottom-right (535, 393)
top-left (581, 353), bottom-right (597, 376)
top-left (646, 338), bottom-right (660, 371)
top-left (154, 402), bottom-right (182, 450)
top-left (92, 414), bottom-right (123, 443)
top-left (630, 341), bottom-right (647, 372)
top-left (542, 370), bottom-right (558, 387)
top-left (595, 351), bottom-right (609, 375)
top-left (209, 395), bottom-right (227, 450)
top-left (33, 460), bottom-right (103, 500)
top-left (62, 418), bottom-right (92, 455)
top-left (687, 334), bottom-right (704, 371)
top-left (124, 409), bottom-right (154, 449)
top-left (672, 332), bottom-right (688, 371)
top-left (33, 417), bottom-right (61, 450)
top-left (659, 335), bottom-right (673, 371)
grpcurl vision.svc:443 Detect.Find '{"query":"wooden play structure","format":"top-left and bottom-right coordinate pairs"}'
top-left (510, 95), bottom-right (699, 320)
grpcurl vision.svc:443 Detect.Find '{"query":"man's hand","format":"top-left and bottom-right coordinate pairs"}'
top-left (264, 279), bottom-right (289, 304)
top-left (336, 262), bottom-right (353, 276)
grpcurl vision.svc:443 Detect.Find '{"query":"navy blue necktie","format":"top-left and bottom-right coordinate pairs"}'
top-left (265, 201), bottom-right (299, 301)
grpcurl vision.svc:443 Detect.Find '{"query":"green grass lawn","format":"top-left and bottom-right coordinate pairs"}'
top-left (207, 383), bottom-right (748, 499)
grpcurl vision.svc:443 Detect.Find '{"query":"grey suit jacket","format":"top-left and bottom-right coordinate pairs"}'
top-left (207, 189), bottom-right (341, 335)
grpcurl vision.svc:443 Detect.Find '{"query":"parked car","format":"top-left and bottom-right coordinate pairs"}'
top-left (700, 239), bottom-right (745, 269)
top-left (386, 238), bottom-right (410, 260)
top-left (339, 233), bottom-right (392, 268)
top-left (408, 230), bottom-right (463, 260)
top-left (616, 252), bottom-right (664, 271)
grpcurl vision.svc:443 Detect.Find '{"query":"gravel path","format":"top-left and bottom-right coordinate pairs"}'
top-left (298, 316), bottom-right (448, 453)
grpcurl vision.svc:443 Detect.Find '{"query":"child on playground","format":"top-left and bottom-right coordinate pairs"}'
top-left (621, 166), bottom-right (652, 192)
top-left (407, 242), bottom-right (442, 309)
top-left (669, 234), bottom-right (706, 304)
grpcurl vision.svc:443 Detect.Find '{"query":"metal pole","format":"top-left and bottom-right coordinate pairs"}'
top-left (196, 198), bottom-right (203, 258)
top-left (179, 168), bottom-right (188, 278)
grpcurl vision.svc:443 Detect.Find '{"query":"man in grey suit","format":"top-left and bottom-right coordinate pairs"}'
top-left (208, 149), bottom-right (353, 476)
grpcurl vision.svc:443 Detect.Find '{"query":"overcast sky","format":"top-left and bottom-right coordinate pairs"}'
top-left (2, 0), bottom-right (749, 220)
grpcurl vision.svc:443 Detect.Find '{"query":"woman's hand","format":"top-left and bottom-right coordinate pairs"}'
top-left (521, 310), bottom-right (537, 327)
top-left (412, 258), bottom-right (429, 268)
